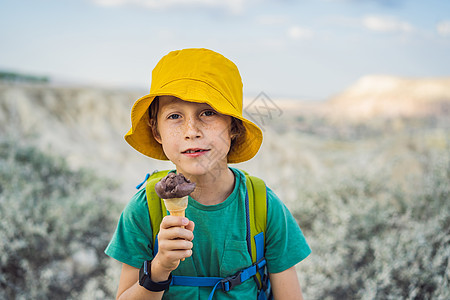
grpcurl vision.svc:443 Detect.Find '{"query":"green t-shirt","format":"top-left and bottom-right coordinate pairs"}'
top-left (105, 168), bottom-right (311, 299)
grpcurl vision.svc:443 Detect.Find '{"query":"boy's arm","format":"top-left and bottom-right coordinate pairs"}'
top-left (115, 263), bottom-right (164, 300)
top-left (115, 216), bottom-right (194, 299)
top-left (269, 266), bottom-right (304, 300)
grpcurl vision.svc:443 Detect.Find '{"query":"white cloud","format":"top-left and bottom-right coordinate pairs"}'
top-left (362, 15), bottom-right (413, 33)
top-left (288, 26), bottom-right (314, 40)
top-left (256, 14), bottom-right (290, 26)
top-left (91, 0), bottom-right (249, 14)
top-left (437, 20), bottom-right (450, 37)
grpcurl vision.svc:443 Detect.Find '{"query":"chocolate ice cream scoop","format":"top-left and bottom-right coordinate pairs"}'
top-left (155, 173), bottom-right (196, 199)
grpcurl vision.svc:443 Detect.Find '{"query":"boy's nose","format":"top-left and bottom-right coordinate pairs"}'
top-left (184, 117), bottom-right (202, 140)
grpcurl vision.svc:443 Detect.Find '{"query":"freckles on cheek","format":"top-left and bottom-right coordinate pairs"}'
top-left (160, 127), bottom-right (179, 139)
top-left (160, 132), bottom-right (182, 156)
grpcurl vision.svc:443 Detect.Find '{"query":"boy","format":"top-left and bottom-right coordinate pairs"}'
top-left (105, 48), bottom-right (311, 299)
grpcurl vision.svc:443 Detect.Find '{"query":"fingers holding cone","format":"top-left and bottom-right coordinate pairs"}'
top-left (161, 194), bottom-right (192, 262)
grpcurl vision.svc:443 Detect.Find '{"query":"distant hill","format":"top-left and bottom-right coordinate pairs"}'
top-left (326, 75), bottom-right (450, 120)
top-left (0, 70), bottom-right (50, 84)
top-left (260, 75), bottom-right (450, 123)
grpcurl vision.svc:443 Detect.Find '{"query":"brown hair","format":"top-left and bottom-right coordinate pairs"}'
top-left (229, 117), bottom-right (245, 149)
top-left (148, 96), bottom-right (159, 131)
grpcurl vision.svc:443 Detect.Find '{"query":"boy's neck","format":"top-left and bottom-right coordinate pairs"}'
top-left (184, 167), bottom-right (235, 206)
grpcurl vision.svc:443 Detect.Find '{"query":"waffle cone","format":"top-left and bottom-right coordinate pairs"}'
top-left (168, 210), bottom-right (185, 217)
top-left (163, 196), bottom-right (188, 214)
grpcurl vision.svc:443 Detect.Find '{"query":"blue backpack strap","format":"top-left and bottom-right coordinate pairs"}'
top-left (170, 259), bottom-right (267, 300)
top-left (136, 173), bottom-right (150, 189)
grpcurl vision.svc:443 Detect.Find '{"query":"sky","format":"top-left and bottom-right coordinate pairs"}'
top-left (1, 0), bottom-right (449, 100)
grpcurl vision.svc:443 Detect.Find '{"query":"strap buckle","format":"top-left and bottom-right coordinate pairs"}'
top-left (253, 257), bottom-right (267, 290)
top-left (221, 270), bottom-right (243, 292)
top-left (255, 257), bottom-right (266, 270)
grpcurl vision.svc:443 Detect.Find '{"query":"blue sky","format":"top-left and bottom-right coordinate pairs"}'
top-left (1, 0), bottom-right (449, 100)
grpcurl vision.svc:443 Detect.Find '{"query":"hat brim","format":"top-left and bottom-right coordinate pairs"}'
top-left (125, 79), bottom-right (262, 163)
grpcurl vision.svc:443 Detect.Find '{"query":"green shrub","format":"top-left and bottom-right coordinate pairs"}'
top-left (296, 149), bottom-right (450, 299)
top-left (0, 139), bottom-right (120, 299)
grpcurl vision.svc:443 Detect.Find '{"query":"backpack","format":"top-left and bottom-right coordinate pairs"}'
top-left (136, 169), bottom-right (272, 300)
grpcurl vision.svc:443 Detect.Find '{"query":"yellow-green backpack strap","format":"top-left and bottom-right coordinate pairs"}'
top-left (246, 174), bottom-right (267, 260)
top-left (245, 173), bottom-right (267, 289)
top-left (145, 170), bottom-right (170, 248)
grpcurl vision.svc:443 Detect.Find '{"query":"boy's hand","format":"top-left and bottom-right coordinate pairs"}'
top-left (151, 216), bottom-right (194, 281)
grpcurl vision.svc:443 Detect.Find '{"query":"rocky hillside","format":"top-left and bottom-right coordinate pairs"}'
top-left (0, 83), bottom-right (173, 199)
top-left (326, 75), bottom-right (450, 120)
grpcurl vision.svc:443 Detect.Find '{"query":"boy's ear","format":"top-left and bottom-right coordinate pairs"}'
top-left (149, 119), bottom-right (162, 144)
top-left (152, 127), bottom-right (162, 144)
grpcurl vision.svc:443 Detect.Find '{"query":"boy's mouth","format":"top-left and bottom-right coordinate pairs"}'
top-left (182, 148), bottom-right (209, 154)
top-left (181, 148), bottom-right (210, 157)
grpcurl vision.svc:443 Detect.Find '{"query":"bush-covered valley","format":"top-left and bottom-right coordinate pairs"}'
top-left (0, 82), bottom-right (448, 299)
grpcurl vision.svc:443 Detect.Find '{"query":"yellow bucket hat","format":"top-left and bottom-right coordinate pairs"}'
top-left (125, 48), bottom-right (263, 164)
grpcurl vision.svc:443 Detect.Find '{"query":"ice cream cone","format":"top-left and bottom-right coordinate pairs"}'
top-left (167, 210), bottom-right (185, 217)
top-left (163, 196), bottom-right (189, 261)
top-left (163, 196), bottom-right (188, 215)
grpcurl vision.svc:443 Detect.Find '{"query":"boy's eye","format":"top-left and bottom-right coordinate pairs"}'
top-left (202, 110), bottom-right (216, 117)
top-left (168, 113), bottom-right (181, 120)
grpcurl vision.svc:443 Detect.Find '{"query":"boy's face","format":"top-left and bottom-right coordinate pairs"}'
top-left (152, 95), bottom-right (233, 176)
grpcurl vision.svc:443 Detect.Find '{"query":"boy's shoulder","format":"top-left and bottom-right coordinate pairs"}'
top-left (130, 187), bottom-right (148, 205)
top-left (122, 187), bottom-right (149, 218)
